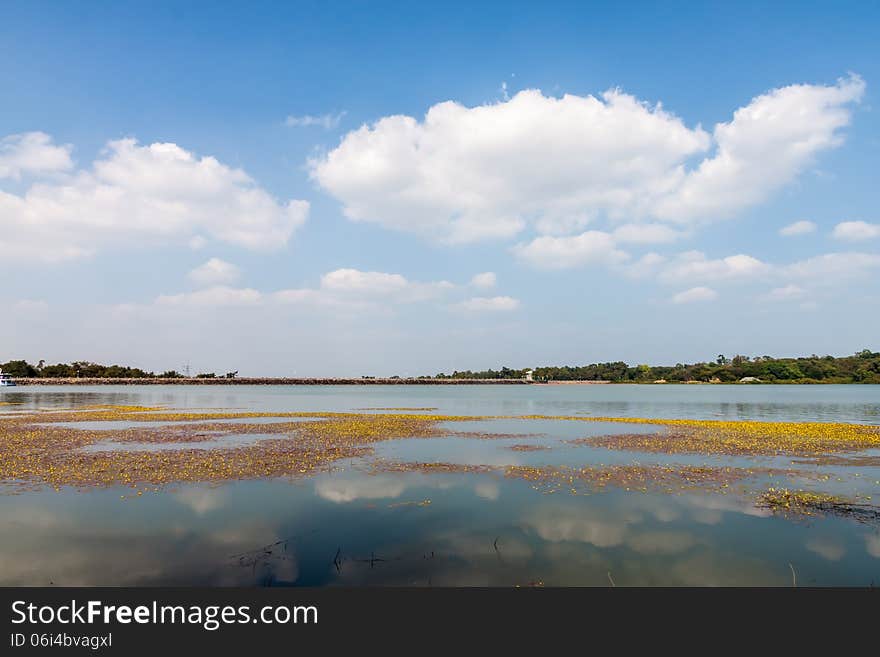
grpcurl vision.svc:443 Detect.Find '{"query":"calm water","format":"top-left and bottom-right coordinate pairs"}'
top-left (3, 383), bottom-right (880, 422)
top-left (1, 384), bottom-right (879, 586)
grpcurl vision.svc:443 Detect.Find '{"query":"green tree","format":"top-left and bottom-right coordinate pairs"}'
top-left (0, 360), bottom-right (39, 376)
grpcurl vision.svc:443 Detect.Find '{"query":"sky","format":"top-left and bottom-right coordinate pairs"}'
top-left (2, 0), bottom-right (879, 376)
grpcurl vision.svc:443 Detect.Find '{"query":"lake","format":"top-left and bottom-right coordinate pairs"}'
top-left (1, 384), bottom-right (879, 586)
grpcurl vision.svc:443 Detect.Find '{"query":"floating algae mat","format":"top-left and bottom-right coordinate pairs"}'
top-left (42, 416), bottom-right (324, 430)
top-left (81, 432), bottom-right (292, 453)
top-left (1, 385), bottom-right (879, 586)
top-left (552, 416), bottom-right (880, 456)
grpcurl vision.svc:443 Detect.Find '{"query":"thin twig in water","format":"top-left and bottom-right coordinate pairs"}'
top-left (607, 571), bottom-right (616, 587)
top-left (789, 562), bottom-right (797, 588)
top-left (352, 551), bottom-right (388, 569)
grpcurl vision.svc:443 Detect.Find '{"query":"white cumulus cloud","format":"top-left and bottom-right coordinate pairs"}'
top-left (512, 231), bottom-right (628, 269)
top-left (311, 75), bottom-right (863, 244)
top-left (779, 220), bottom-right (817, 236)
top-left (188, 258), bottom-right (241, 286)
top-left (0, 132), bottom-right (73, 180)
top-left (762, 284), bottom-right (807, 301)
top-left (469, 272), bottom-right (497, 288)
top-left (156, 286), bottom-right (263, 307)
top-left (143, 268), bottom-right (457, 312)
top-left (319, 268), bottom-right (453, 301)
top-left (672, 286), bottom-right (718, 304)
top-left (784, 252), bottom-right (880, 280)
top-left (659, 251), bottom-right (770, 283)
top-left (625, 252), bottom-right (667, 278)
top-left (453, 296), bottom-right (520, 312)
top-left (0, 136), bottom-right (309, 263)
top-left (832, 220), bottom-right (880, 241)
top-left (654, 75), bottom-right (864, 221)
top-left (320, 268), bottom-right (410, 295)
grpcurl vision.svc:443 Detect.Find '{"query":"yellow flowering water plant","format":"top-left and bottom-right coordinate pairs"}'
top-left (757, 488), bottom-right (880, 522)
top-left (544, 416), bottom-right (880, 456)
top-left (1, 405), bottom-right (878, 511)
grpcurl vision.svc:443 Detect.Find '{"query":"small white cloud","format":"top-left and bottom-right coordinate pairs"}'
top-left (625, 252), bottom-right (667, 278)
top-left (762, 284), bottom-right (806, 301)
top-left (285, 112), bottom-right (346, 129)
top-left (672, 286), bottom-right (718, 304)
top-left (512, 231), bottom-right (628, 269)
top-left (0, 132), bottom-right (73, 180)
top-left (454, 296), bottom-right (520, 312)
top-left (779, 220), bottom-right (817, 236)
top-left (785, 252), bottom-right (880, 280)
top-left (188, 258), bottom-right (241, 287)
top-left (469, 272), bottom-right (497, 288)
top-left (660, 251), bottom-right (770, 283)
top-left (156, 286), bottom-right (262, 307)
top-left (142, 267), bottom-right (454, 312)
top-left (319, 268), bottom-right (453, 301)
top-left (320, 268), bottom-right (409, 295)
top-left (832, 220), bottom-right (880, 241)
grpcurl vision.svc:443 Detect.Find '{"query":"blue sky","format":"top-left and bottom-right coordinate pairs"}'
top-left (2, 1), bottom-right (879, 375)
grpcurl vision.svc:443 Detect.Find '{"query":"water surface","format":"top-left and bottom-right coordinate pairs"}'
top-left (3, 383), bottom-right (879, 422)
top-left (1, 384), bottom-right (879, 586)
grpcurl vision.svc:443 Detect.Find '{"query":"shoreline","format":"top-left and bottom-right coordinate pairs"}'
top-left (10, 377), bottom-right (532, 386)
top-left (0, 377), bottom-right (878, 392)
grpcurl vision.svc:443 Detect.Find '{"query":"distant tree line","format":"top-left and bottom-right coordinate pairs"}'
top-left (0, 360), bottom-right (238, 380)
top-left (3, 350), bottom-right (879, 383)
top-left (432, 350), bottom-right (880, 384)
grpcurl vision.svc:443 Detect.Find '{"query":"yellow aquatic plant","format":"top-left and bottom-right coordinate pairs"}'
top-left (533, 415), bottom-right (880, 455)
top-left (0, 406), bottom-right (457, 492)
top-left (757, 488), bottom-right (880, 522)
top-left (1, 405), bottom-right (877, 496)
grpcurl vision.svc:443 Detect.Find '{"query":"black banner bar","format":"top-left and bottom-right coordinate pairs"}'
top-left (1, 587), bottom-right (876, 653)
